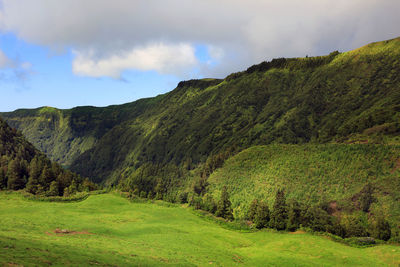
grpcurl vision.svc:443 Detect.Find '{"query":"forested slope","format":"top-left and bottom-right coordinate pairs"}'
top-left (0, 117), bottom-right (95, 195)
top-left (1, 37), bottom-right (400, 186)
top-left (207, 144), bottom-right (400, 228)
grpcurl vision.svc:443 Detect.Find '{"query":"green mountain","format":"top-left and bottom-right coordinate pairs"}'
top-left (2, 37), bottom-right (400, 186)
top-left (0, 117), bottom-right (95, 195)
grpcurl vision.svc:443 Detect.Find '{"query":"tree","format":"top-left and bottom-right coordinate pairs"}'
top-left (82, 178), bottom-right (97, 192)
top-left (47, 180), bottom-right (60, 196)
top-left (7, 159), bottom-right (25, 190)
top-left (29, 156), bottom-right (42, 181)
top-left (193, 176), bottom-right (208, 196)
top-left (247, 199), bottom-right (259, 221)
top-left (215, 186), bottom-right (233, 220)
top-left (0, 167), bottom-right (6, 189)
top-left (63, 186), bottom-right (70, 197)
top-left (270, 189), bottom-right (287, 230)
top-left (39, 166), bottom-right (53, 189)
top-left (155, 180), bottom-right (164, 200)
top-left (254, 201), bottom-right (270, 229)
top-left (342, 215), bottom-right (368, 237)
top-left (370, 214), bottom-right (391, 241)
top-left (36, 184), bottom-right (45, 196)
top-left (25, 176), bottom-right (39, 194)
top-left (303, 206), bottom-right (332, 232)
top-left (178, 191), bottom-right (188, 204)
top-left (359, 183), bottom-right (376, 212)
top-left (202, 193), bottom-right (217, 214)
top-left (68, 180), bottom-right (77, 195)
top-left (287, 200), bottom-right (303, 231)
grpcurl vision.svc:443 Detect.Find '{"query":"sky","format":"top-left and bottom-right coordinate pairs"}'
top-left (0, 0), bottom-right (400, 112)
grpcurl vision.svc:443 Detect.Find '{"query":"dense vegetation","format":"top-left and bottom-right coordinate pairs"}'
top-left (2, 38), bottom-right (400, 185)
top-left (1, 192), bottom-right (399, 266)
top-left (0, 117), bottom-right (96, 196)
top-left (152, 144), bottom-right (395, 242)
top-left (1, 38), bottom-right (400, 241)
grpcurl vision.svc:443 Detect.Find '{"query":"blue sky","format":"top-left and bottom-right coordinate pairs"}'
top-left (1, 0), bottom-right (399, 112)
top-left (0, 34), bottom-right (212, 111)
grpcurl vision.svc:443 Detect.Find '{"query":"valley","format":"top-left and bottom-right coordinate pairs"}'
top-left (1, 37), bottom-right (400, 265)
top-left (0, 192), bottom-right (399, 266)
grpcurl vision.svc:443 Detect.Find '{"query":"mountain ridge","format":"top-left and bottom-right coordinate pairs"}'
top-left (1, 37), bottom-right (400, 185)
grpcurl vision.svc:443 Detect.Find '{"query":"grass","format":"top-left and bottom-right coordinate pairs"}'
top-left (0, 192), bottom-right (399, 266)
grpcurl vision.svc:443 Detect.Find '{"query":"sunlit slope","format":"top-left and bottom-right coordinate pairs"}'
top-left (0, 192), bottom-right (399, 266)
top-left (207, 144), bottom-right (400, 226)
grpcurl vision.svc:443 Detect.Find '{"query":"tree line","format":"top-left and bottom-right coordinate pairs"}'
top-left (0, 117), bottom-right (97, 196)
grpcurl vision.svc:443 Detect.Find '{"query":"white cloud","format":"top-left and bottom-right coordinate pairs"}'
top-left (0, 0), bottom-right (400, 78)
top-left (72, 43), bottom-right (197, 78)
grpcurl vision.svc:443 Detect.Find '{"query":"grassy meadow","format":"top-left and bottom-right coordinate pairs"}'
top-left (0, 192), bottom-right (399, 266)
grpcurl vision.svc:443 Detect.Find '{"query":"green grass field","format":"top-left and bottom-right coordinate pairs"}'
top-left (0, 192), bottom-right (399, 266)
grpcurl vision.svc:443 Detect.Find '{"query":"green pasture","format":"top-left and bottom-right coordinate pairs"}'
top-left (0, 192), bottom-right (399, 266)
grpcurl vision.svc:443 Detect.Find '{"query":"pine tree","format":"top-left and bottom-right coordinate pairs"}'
top-left (25, 176), bottom-right (39, 194)
top-left (270, 189), bottom-right (288, 230)
top-left (287, 200), bottom-right (303, 231)
top-left (29, 156), bottom-right (42, 181)
top-left (215, 186), bottom-right (233, 220)
top-left (254, 201), bottom-right (270, 229)
top-left (39, 166), bottom-right (53, 189)
top-left (202, 193), bottom-right (217, 213)
top-left (7, 159), bottom-right (25, 190)
top-left (47, 180), bottom-right (60, 196)
top-left (155, 180), bottom-right (164, 200)
top-left (0, 167), bottom-right (6, 189)
top-left (247, 199), bottom-right (259, 221)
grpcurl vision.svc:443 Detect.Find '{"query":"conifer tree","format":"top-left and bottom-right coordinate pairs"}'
top-left (47, 180), bottom-right (60, 196)
top-left (287, 200), bottom-right (303, 231)
top-left (215, 186), bottom-right (233, 220)
top-left (0, 167), bottom-right (6, 189)
top-left (25, 176), bottom-right (39, 194)
top-left (155, 180), bottom-right (164, 200)
top-left (270, 189), bottom-right (288, 230)
top-left (29, 156), bottom-right (42, 181)
top-left (39, 166), bottom-right (53, 188)
top-left (247, 199), bottom-right (259, 221)
top-left (7, 159), bottom-right (25, 190)
top-left (254, 201), bottom-right (270, 229)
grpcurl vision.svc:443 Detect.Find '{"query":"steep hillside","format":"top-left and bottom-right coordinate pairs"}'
top-left (2, 37), bottom-right (400, 184)
top-left (0, 97), bottom-right (162, 166)
top-left (0, 117), bottom-right (95, 195)
top-left (206, 144), bottom-right (400, 228)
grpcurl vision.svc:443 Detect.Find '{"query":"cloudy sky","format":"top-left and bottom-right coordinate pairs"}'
top-left (0, 0), bottom-right (399, 111)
